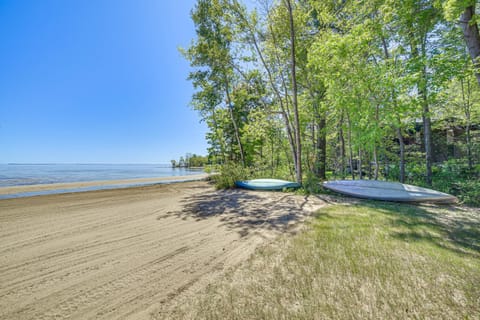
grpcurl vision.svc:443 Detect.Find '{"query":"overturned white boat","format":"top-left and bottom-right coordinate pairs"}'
top-left (323, 180), bottom-right (458, 203)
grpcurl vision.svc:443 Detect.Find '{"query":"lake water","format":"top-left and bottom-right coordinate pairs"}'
top-left (0, 163), bottom-right (204, 187)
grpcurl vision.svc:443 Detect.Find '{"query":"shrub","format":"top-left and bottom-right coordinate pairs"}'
top-left (203, 165), bottom-right (214, 174)
top-left (210, 163), bottom-right (250, 189)
top-left (301, 172), bottom-right (322, 194)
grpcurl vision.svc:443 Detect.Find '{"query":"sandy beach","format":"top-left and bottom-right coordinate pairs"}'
top-left (0, 180), bottom-right (326, 319)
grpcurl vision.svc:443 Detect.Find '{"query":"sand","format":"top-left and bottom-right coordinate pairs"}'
top-left (0, 173), bottom-right (209, 196)
top-left (0, 180), bottom-right (326, 319)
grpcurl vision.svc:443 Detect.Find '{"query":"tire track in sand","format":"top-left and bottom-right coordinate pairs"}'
top-left (0, 181), bottom-right (326, 319)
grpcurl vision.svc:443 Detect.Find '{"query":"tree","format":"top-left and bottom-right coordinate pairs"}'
top-left (443, 0), bottom-right (480, 85)
top-left (184, 0), bottom-right (479, 194)
top-left (183, 0), bottom-right (246, 166)
top-left (443, 68), bottom-right (480, 169)
top-left (225, 0), bottom-right (304, 182)
top-left (381, 0), bottom-right (444, 185)
top-left (285, 0), bottom-right (302, 184)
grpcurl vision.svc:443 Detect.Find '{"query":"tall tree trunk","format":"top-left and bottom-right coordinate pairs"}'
top-left (410, 35), bottom-right (432, 186)
top-left (420, 59), bottom-right (432, 186)
top-left (373, 145), bottom-right (379, 180)
top-left (396, 126), bottom-right (406, 183)
top-left (211, 108), bottom-right (227, 164)
top-left (358, 149), bottom-right (363, 180)
top-left (232, 3), bottom-right (298, 176)
top-left (310, 121), bottom-right (316, 173)
top-left (384, 151), bottom-right (389, 180)
top-left (270, 135), bottom-right (275, 177)
top-left (282, 143), bottom-right (295, 180)
top-left (461, 76), bottom-right (474, 170)
top-left (421, 92), bottom-right (433, 186)
top-left (224, 78), bottom-right (246, 167)
top-left (317, 115), bottom-right (327, 180)
top-left (346, 111), bottom-right (355, 180)
top-left (311, 92), bottom-right (326, 180)
top-left (285, 0), bottom-right (302, 184)
top-left (339, 113), bottom-right (346, 179)
top-left (460, 5), bottom-right (480, 86)
top-left (382, 36), bottom-right (405, 183)
top-left (466, 123), bottom-right (472, 169)
top-left (373, 104), bottom-right (380, 180)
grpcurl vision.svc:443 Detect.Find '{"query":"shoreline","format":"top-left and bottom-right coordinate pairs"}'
top-left (0, 173), bottom-right (209, 199)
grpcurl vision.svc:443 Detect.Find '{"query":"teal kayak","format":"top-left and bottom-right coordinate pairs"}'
top-left (235, 179), bottom-right (301, 191)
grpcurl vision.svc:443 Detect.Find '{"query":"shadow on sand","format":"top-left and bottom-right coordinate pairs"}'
top-left (164, 187), bottom-right (326, 237)
top-left (165, 182), bottom-right (479, 258)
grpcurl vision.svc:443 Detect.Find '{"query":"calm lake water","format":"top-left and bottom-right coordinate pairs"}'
top-left (0, 164), bottom-right (204, 187)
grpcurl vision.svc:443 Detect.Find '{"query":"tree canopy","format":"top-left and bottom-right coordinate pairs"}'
top-left (182, 0), bottom-right (480, 204)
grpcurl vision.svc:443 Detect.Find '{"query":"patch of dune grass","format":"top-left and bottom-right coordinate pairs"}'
top-left (169, 202), bottom-right (480, 320)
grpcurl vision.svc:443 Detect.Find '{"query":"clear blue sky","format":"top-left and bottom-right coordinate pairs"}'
top-left (0, 0), bottom-right (208, 164)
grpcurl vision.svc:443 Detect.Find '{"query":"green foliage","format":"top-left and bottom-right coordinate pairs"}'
top-left (203, 165), bottom-right (214, 174)
top-left (210, 163), bottom-right (250, 189)
top-left (184, 0), bottom-right (480, 207)
top-left (432, 159), bottom-right (480, 206)
top-left (300, 171), bottom-right (322, 194)
top-left (172, 154), bottom-right (209, 168)
top-left (387, 158), bottom-right (480, 206)
top-left (453, 179), bottom-right (480, 206)
top-left (442, 0), bottom-right (474, 21)
top-left (210, 161), bottom-right (302, 190)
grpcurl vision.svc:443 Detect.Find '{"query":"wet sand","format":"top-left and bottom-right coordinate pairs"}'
top-left (0, 173), bottom-right (209, 196)
top-left (0, 180), bottom-right (326, 319)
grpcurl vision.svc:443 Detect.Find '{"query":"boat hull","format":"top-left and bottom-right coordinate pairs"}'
top-left (323, 180), bottom-right (458, 203)
top-left (235, 179), bottom-right (301, 191)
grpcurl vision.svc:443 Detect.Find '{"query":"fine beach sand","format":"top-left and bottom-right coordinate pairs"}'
top-left (0, 179), bottom-right (326, 319)
top-left (0, 173), bottom-right (209, 196)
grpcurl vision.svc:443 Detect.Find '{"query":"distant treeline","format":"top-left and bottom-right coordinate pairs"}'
top-left (171, 153), bottom-right (208, 168)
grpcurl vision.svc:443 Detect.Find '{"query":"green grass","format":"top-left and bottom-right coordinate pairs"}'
top-left (170, 201), bottom-right (480, 320)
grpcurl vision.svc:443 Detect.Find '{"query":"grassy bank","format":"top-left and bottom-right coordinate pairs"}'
top-left (170, 201), bottom-right (480, 319)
